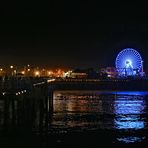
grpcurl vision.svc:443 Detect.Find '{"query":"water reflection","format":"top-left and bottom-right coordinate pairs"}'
top-left (115, 117), bottom-right (144, 129)
top-left (52, 91), bottom-right (148, 144)
top-left (114, 95), bottom-right (145, 130)
top-left (117, 136), bottom-right (146, 143)
top-left (52, 91), bottom-right (104, 129)
top-left (53, 91), bottom-right (103, 113)
top-left (114, 93), bottom-right (146, 143)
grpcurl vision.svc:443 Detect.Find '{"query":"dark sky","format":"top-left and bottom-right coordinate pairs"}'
top-left (0, 1), bottom-right (148, 70)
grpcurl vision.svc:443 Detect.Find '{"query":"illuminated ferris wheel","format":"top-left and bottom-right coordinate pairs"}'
top-left (115, 48), bottom-right (143, 76)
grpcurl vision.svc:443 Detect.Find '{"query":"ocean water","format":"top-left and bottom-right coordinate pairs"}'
top-left (51, 90), bottom-right (148, 145)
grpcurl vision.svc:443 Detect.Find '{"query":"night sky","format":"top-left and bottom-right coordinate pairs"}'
top-left (0, 1), bottom-right (148, 70)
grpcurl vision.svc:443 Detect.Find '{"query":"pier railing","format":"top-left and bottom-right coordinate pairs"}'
top-left (0, 78), bottom-right (53, 137)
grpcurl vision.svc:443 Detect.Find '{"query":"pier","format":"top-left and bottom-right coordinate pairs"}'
top-left (48, 78), bottom-right (148, 91)
top-left (1, 77), bottom-right (148, 147)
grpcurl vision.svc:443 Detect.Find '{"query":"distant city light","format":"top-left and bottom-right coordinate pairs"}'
top-left (14, 70), bottom-right (17, 74)
top-left (10, 65), bottom-right (13, 69)
top-left (48, 71), bottom-right (52, 75)
top-left (21, 71), bottom-right (25, 75)
top-left (47, 78), bottom-right (55, 82)
top-left (35, 71), bottom-right (40, 76)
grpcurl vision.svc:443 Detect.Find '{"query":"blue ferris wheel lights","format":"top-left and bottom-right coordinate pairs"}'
top-left (115, 48), bottom-right (143, 76)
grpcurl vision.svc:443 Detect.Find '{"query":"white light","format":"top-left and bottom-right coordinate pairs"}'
top-left (2, 92), bottom-right (6, 95)
top-left (47, 79), bottom-right (55, 82)
top-left (125, 59), bottom-right (133, 69)
top-left (10, 65), bottom-right (13, 69)
top-left (125, 59), bottom-right (132, 65)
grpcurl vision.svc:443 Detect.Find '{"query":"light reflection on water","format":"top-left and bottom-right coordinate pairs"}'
top-left (114, 95), bottom-right (145, 130)
top-left (117, 136), bottom-right (146, 143)
top-left (52, 91), bottom-right (148, 144)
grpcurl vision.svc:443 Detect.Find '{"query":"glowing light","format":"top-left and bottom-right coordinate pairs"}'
top-left (35, 71), bottom-right (40, 76)
top-left (2, 92), bottom-right (6, 95)
top-left (115, 118), bottom-right (144, 129)
top-left (125, 59), bottom-right (132, 67)
top-left (114, 94), bottom-right (145, 130)
top-left (47, 78), bottom-right (55, 82)
top-left (27, 69), bottom-right (30, 71)
top-left (14, 70), bottom-right (16, 74)
top-left (111, 91), bottom-right (148, 96)
top-left (10, 65), bottom-right (13, 69)
top-left (48, 71), bottom-right (52, 75)
top-left (64, 70), bottom-right (73, 77)
top-left (117, 136), bottom-right (146, 143)
top-left (115, 48), bottom-right (143, 76)
top-left (0, 68), bottom-right (3, 71)
top-left (21, 71), bottom-right (25, 74)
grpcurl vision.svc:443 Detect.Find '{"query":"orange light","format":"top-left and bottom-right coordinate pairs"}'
top-left (48, 71), bottom-right (52, 75)
top-left (21, 71), bottom-right (25, 74)
top-left (35, 71), bottom-right (40, 76)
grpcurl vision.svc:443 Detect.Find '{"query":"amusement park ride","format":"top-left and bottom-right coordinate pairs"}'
top-left (115, 48), bottom-right (144, 77)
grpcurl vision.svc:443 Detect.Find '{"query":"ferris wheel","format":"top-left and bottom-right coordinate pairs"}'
top-left (115, 48), bottom-right (143, 76)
